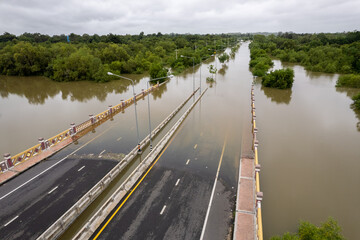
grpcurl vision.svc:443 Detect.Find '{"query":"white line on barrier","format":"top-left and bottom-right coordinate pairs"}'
top-left (186, 159), bottom-right (190, 165)
top-left (175, 179), bottom-right (180, 186)
top-left (4, 215), bottom-right (18, 227)
top-left (160, 205), bottom-right (166, 215)
top-left (0, 127), bottom-right (113, 201)
top-left (48, 186), bottom-right (58, 194)
top-left (78, 166), bottom-right (85, 172)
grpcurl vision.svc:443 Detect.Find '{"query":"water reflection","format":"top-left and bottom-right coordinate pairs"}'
top-left (306, 71), bottom-right (337, 82)
top-left (261, 85), bottom-right (292, 104)
top-left (0, 75), bottom-right (138, 104)
top-left (218, 64), bottom-right (228, 75)
top-left (151, 82), bottom-right (168, 100)
top-left (336, 87), bottom-right (360, 131)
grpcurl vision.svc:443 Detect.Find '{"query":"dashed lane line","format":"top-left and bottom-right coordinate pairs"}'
top-left (186, 159), bottom-right (190, 165)
top-left (175, 179), bottom-right (180, 186)
top-left (160, 205), bottom-right (167, 215)
top-left (0, 126), bottom-right (113, 201)
top-left (77, 166), bottom-right (86, 172)
top-left (48, 186), bottom-right (59, 194)
top-left (4, 215), bottom-right (18, 227)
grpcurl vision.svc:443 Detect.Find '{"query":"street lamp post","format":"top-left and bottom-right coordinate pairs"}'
top-left (146, 75), bottom-right (173, 151)
top-left (107, 72), bottom-right (142, 154)
top-left (181, 55), bottom-right (195, 93)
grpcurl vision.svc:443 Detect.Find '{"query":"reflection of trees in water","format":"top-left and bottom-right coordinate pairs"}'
top-left (151, 82), bottom-right (168, 100)
top-left (218, 64), bottom-right (228, 76)
top-left (0, 75), bottom-right (135, 105)
top-left (261, 85), bottom-right (292, 104)
top-left (305, 71), bottom-right (337, 82)
top-left (336, 87), bottom-right (360, 131)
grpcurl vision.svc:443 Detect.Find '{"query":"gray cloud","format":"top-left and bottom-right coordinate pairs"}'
top-left (0, 0), bottom-right (359, 35)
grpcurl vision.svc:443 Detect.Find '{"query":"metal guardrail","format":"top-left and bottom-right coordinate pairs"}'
top-left (73, 88), bottom-right (208, 240)
top-left (251, 84), bottom-right (263, 240)
top-left (36, 87), bottom-right (200, 240)
top-left (0, 83), bottom-right (163, 174)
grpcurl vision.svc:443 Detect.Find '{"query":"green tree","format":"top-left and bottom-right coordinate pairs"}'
top-left (271, 218), bottom-right (345, 240)
top-left (149, 62), bottom-right (168, 79)
top-left (262, 68), bottom-right (294, 89)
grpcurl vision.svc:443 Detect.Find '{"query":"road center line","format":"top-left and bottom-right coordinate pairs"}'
top-left (0, 126), bottom-right (113, 201)
top-left (186, 159), bottom-right (190, 165)
top-left (77, 166), bottom-right (85, 172)
top-left (200, 135), bottom-right (227, 240)
top-left (175, 179), bottom-right (180, 186)
top-left (48, 186), bottom-right (58, 194)
top-left (160, 205), bottom-right (167, 215)
top-left (4, 215), bottom-right (18, 227)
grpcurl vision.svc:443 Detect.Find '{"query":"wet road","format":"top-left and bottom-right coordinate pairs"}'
top-left (1, 42), bottom-right (252, 240)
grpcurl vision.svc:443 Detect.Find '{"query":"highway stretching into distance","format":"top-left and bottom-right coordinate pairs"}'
top-left (0, 42), bottom-right (252, 240)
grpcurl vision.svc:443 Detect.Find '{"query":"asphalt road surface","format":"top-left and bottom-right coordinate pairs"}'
top-left (92, 103), bottom-right (237, 240)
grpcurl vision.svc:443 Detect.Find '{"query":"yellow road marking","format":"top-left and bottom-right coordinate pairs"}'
top-left (93, 127), bottom-right (180, 240)
top-left (194, 144), bottom-right (198, 149)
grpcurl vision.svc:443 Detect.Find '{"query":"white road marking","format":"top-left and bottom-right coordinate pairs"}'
top-left (160, 205), bottom-right (167, 215)
top-left (99, 150), bottom-right (106, 156)
top-left (175, 179), bottom-right (180, 186)
top-left (77, 166), bottom-right (85, 172)
top-left (200, 136), bottom-right (227, 240)
top-left (186, 159), bottom-right (190, 165)
top-left (0, 126), bottom-right (113, 201)
top-left (4, 216), bottom-right (18, 227)
top-left (194, 144), bottom-right (198, 149)
top-left (116, 137), bottom-right (122, 141)
top-left (48, 186), bottom-right (58, 194)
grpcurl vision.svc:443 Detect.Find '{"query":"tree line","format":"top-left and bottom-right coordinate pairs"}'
top-left (0, 32), bottom-right (240, 82)
top-left (250, 31), bottom-right (360, 108)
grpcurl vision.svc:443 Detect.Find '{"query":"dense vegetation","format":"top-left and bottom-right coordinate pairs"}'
top-left (262, 68), bottom-right (294, 89)
top-left (271, 218), bottom-right (345, 240)
top-left (0, 32), bottom-right (240, 82)
top-left (250, 31), bottom-right (360, 106)
top-left (251, 31), bottom-right (360, 75)
top-left (352, 93), bottom-right (360, 110)
top-left (249, 37), bottom-right (274, 77)
top-left (336, 74), bottom-right (360, 88)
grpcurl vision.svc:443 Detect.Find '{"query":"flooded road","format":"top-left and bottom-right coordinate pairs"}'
top-left (1, 42), bottom-right (360, 239)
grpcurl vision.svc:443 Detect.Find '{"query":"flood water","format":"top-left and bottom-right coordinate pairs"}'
top-left (1, 42), bottom-right (360, 239)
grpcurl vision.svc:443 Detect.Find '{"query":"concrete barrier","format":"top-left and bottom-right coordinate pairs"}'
top-left (233, 83), bottom-right (263, 240)
top-left (73, 88), bottom-right (208, 240)
top-left (36, 87), bottom-right (200, 240)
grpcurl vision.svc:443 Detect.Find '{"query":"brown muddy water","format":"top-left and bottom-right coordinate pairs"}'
top-left (1, 42), bottom-right (360, 239)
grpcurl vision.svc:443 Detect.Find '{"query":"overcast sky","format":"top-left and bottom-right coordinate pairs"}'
top-left (0, 0), bottom-right (359, 36)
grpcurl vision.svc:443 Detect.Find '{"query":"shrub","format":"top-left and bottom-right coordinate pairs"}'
top-left (271, 218), bottom-right (345, 240)
top-left (352, 93), bottom-right (360, 110)
top-left (336, 74), bottom-right (360, 88)
top-left (262, 68), bottom-right (294, 89)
